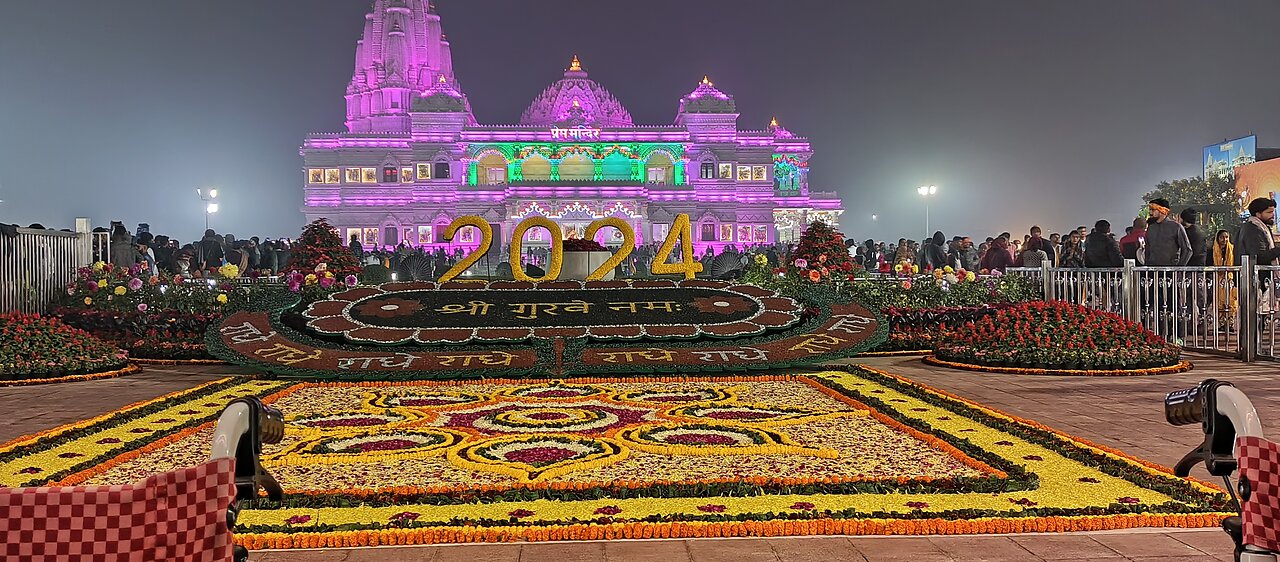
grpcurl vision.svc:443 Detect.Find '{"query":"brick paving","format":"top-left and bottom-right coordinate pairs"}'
top-left (2, 354), bottom-right (1268, 561)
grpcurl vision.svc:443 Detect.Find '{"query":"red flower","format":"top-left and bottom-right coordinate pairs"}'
top-left (594, 506), bottom-right (622, 516)
top-left (1009, 498), bottom-right (1037, 506)
top-left (508, 509), bottom-right (536, 519)
top-left (1022, 455), bottom-right (1043, 461)
top-left (790, 502), bottom-right (816, 510)
top-left (1117, 497), bottom-right (1141, 504)
top-left (696, 504), bottom-right (727, 513)
top-left (905, 501), bottom-right (929, 509)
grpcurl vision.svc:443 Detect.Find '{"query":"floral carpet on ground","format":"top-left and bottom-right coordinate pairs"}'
top-left (0, 369), bottom-right (1228, 548)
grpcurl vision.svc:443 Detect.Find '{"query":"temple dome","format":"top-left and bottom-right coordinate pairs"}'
top-left (519, 56), bottom-right (634, 128)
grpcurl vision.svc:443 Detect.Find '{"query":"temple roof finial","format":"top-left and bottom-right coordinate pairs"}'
top-left (770, 116), bottom-right (778, 127)
top-left (569, 55), bottom-right (582, 72)
top-left (702, 75), bottom-right (712, 86)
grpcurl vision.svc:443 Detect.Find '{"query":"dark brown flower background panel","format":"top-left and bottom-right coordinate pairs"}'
top-left (216, 312), bottom-right (538, 374)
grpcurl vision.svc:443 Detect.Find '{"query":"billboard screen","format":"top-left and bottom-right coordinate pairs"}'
top-left (1204, 135), bottom-right (1257, 180)
top-left (1236, 158), bottom-right (1280, 211)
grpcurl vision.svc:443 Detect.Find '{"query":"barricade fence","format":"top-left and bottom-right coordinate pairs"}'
top-left (0, 220), bottom-right (93, 314)
top-left (1007, 257), bottom-right (1280, 362)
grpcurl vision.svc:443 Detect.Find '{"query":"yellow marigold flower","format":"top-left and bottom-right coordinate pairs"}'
top-left (943, 266), bottom-right (954, 273)
top-left (966, 271), bottom-right (977, 282)
top-left (113, 285), bottom-right (127, 296)
top-left (98, 279), bottom-right (108, 288)
top-left (305, 273), bottom-right (318, 285)
top-left (92, 261), bottom-right (105, 271)
top-left (216, 293), bottom-right (229, 304)
top-left (911, 265), bottom-right (920, 274)
top-left (83, 297), bottom-right (93, 305)
top-left (218, 264), bottom-right (240, 279)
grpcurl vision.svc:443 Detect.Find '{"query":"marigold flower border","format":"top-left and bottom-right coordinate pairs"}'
top-left (0, 364), bottom-right (141, 388)
top-left (922, 355), bottom-right (1194, 377)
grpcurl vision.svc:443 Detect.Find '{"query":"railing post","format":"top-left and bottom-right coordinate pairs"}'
top-left (1121, 259), bottom-right (1138, 323)
top-left (1241, 254), bottom-right (1257, 362)
top-left (74, 217), bottom-right (92, 267)
top-left (1040, 262), bottom-right (1054, 301)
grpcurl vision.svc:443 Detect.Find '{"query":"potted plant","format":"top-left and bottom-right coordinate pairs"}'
top-left (561, 238), bottom-right (613, 280)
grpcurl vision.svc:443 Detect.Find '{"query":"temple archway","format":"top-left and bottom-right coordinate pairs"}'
top-left (478, 153), bottom-right (507, 185)
top-left (644, 152), bottom-right (675, 185)
top-left (601, 152), bottom-right (631, 180)
top-left (559, 154), bottom-right (593, 181)
top-left (522, 154), bottom-right (551, 181)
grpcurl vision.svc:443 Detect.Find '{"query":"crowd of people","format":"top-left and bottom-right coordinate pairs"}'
top-left (850, 197), bottom-right (1280, 276)
top-left (82, 195), bottom-right (1280, 282)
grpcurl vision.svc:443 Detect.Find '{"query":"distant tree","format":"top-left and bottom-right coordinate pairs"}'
top-left (1141, 175), bottom-right (1239, 235)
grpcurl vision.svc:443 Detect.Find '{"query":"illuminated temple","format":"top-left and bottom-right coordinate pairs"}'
top-left (301, 0), bottom-right (843, 252)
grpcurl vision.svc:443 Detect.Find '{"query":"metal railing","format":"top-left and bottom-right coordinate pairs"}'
top-left (1006, 257), bottom-right (1280, 361)
top-left (0, 219), bottom-right (93, 314)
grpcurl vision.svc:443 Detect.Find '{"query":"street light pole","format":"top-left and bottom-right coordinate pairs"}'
top-left (196, 188), bottom-right (218, 267)
top-left (917, 185), bottom-right (937, 237)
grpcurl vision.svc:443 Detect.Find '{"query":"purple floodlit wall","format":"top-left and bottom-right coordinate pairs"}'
top-left (302, 6), bottom-right (843, 256)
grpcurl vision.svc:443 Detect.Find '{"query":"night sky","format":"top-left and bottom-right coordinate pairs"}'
top-left (1, 0), bottom-right (1278, 244)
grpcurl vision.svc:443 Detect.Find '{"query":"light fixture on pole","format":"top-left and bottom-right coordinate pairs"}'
top-left (197, 188), bottom-right (219, 232)
top-left (917, 185), bottom-right (937, 237)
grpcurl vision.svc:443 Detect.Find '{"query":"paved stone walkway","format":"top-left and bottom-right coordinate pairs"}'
top-left (3, 353), bottom-right (1267, 561)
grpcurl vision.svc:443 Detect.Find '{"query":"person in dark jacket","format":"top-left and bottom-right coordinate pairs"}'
top-left (1238, 198), bottom-right (1280, 313)
top-left (1118, 217), bottom-right (1147, 261)
top-left (1180, 208), bottom-right (1207, 266)
top-left (199, 229), bottom-right (224, 272)
top-left (917, 231), bottom-right (948, 270)
top-left (1083, 220), bottom-right (1123, 267)
top-left (1143, 198), bottom-right (1192, 266)
top-left (980, 236), bottom-right (1015, 273)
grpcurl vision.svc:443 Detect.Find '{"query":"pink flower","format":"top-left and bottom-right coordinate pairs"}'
top-left (128, 278), bottom-right (143, 291)
top-left (287, 281), bottom-right (302, 293)
top-left (137, 303), bottom-right (149, 313)
top-left (696, 504), bottom-right (727, 513)
top-left (1117, 497), bottom-right (1140, 505)
top-left (344, 275), bottom-right (359, 287)
top-left (286, 515), bottom-right (311, 525)
top-left (790, 502), bottom-right (815, 510)
top-left (793, 258), bottom-right (808, 269)
top-left (318, 276), bottom-right (335, 289)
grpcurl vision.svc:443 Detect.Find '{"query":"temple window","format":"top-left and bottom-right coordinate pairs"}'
top-left (381, 166), bottom-right (399, 183)
top-left (646, 168), bottom-right (667, 184)
top-left (700, 161), bottom-right (716, 179)
top-left (433, 162), bottom-right (450, 179)
top-left (478, 153), bottom-right (508, 185)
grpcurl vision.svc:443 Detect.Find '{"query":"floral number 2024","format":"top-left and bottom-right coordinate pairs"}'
top-left (437, 214), bottom-right (703, 283)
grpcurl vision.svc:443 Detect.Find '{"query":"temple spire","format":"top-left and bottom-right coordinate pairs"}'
top-left (569, 55), bottom-right (583, 72)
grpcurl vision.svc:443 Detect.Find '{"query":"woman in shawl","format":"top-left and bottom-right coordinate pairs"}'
top-left (1211, 229), bottom-right (1237, 328)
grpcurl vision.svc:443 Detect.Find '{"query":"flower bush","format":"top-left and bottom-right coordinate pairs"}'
top-left (0, 313), bottom-right (127, 381)
top-left (56, 261), bottom-right (256, 359)
top-left (563, 238), bottom-right (607, 252)
top-left (787, 221), bottom-right (856, 283)
top-left (285, 218), bottom-right (362, 278)
top-left (934, 301), bottom-right (1182, 370)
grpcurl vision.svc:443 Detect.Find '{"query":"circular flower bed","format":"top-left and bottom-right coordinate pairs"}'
top-left (0, 312), bottom-right (134, 385)
top-left (931, 301), bottom-right (1188, 375)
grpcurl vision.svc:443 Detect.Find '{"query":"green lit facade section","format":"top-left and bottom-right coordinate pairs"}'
top-left (464, 143), bottom-right (687, 186)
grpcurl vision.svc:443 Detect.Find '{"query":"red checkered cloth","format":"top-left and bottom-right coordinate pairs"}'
top-left (1238, 436), bottom-right (1280, 553)
top-left (1, 457), bottom-right (236, 562)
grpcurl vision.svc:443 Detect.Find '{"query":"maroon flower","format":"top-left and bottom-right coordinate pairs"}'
top-left (1078, 477), bottom-right (1100, 484)
top-left (179, 410), bottom-right (200, 415)
top-left (910, 408), bottom-right (929, 412)
top-left (508, 509), bottom-right (535, 519)
top-left (594, 506), bottom-right (622, 516)
top-left (129, 428), bottom-right (152, 434)
top-left (690, 296), bottom-right (754, 315)
top-left (994, 440), bottom-right (1014, 446)
top-left (905, 501), bottom-right (929, 509)
top-left (1009, 498), bottom-right (1037, 506)
top-left (18, 467), bottom-right (42, 474)
top-left (1117, 497), bottom-right (1141, 505)
top-left (790, 502), bottom-right (816, 511)
top-left (57, 452), bottom-right (84, 459)
top-left (1022, 455), bottom-right (1043, 461)
top-left (286, 515), bottom-right (312, 525)
top-left (697, 504), bottom-right (727, 513)
top-left (356, 297), bottom-right (423, 318)
top-left (96, 437), bottom-right (122, 444)
top-left (389, 511), bottom-right (420, 522)
top-left (153, 418), bottom-right (175, 424)
top-left (937, 416), bottom-right (952, 421)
